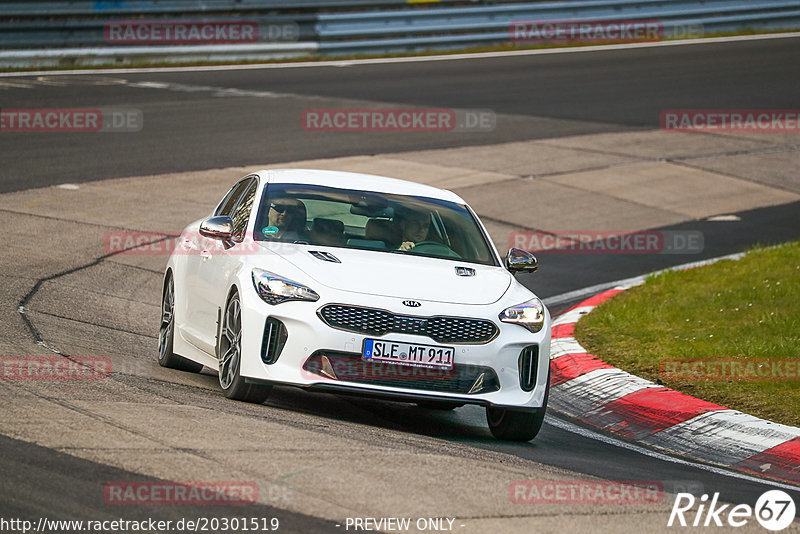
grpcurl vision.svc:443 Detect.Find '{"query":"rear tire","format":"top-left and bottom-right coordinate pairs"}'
top-left (218, 291), bottom-right (272, 404)
top-left (486, 369), bottom-right (549, 442)
top-left (158, 274), bottom-right (203, 373)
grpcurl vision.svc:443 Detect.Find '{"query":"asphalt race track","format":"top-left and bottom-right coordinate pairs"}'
top-left (1, 35), bottom-right (800, 533)
top-left (2, 36), bottom-right (799, 193)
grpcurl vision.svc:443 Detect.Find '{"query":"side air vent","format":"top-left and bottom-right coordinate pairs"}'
top-left (518, 345), bottom-right (538, 392)
top-left (261, 317), bottom-right (288, 365)
top-left (309, 250), bottom-right (341, 263)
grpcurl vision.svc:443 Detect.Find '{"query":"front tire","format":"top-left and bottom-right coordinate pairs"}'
top-left (158, 274), bottom-right (203, 373)
top-left (218, 291), bottom-right (272, 404)
top-left (486, 370), bottom-right (549, 442)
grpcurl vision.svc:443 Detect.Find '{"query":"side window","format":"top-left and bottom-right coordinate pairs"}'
top-left (231, 179), bottom-right (258, 239)
top-left (215, 179), bottom-right (250, 217)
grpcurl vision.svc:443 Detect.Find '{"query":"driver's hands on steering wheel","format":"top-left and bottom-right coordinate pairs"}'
top-left (399, 241), bottom-right (416, 251)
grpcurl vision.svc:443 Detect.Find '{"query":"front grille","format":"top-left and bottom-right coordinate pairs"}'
top-left (303, 351), bottom-right (500, 394)
top-left (318, 304), bottom-right (498, 344)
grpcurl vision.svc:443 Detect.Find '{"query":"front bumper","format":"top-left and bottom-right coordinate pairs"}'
top-left (238, 285), bottom-right (551, 411)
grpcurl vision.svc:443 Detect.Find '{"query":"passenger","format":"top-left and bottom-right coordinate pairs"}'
top-left (267, 199), bottom-right (307, 241)
top-left (396, 208), bottom-right (431, 251)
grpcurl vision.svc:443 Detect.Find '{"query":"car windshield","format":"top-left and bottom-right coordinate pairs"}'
top-left (253, 183), bottom-right (497, 266)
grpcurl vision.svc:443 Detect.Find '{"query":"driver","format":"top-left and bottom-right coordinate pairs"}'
top-left (396, 208), bottom-right (431, 251)
top-left (267, 198), bottom-right (307, 241)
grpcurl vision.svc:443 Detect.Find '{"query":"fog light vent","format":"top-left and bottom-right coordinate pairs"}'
top-left (261, 317), bottom-right (287, 365)
top-left (518, 345), bottom-right (538, 392)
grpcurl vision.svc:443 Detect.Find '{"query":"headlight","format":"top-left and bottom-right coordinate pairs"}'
top-left (252, 268), bottom-right (319, 305)
top-left (499, 298), bottom-right (545, 333)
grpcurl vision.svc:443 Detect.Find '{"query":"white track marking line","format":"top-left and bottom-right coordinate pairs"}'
top-left (1, 32), bottom-right (799, 78)
top-left (551, 305), bottom-right (595, 326)
top-left (549, 367), bottom-right (658, 412)
top-left (640, 410), bottom-right (800, 467)
top-left (0, 79), bottom-right (38, 89)
top-left (545, 414), bottom-right (800, 492)
top-left (125, 80), bottom-right (291, 98)
top-left (550, 338), bottom-right (588, 359)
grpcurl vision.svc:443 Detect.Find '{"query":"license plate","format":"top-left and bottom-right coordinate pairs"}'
top-left (362, 339), bottom-right (455, 370)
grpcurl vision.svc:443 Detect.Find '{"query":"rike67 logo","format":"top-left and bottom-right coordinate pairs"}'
top-left (668, 490), bottom-right (796, 531)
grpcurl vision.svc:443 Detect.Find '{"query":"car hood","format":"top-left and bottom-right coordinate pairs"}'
top-left (258, 243), bottom-right (512, 305)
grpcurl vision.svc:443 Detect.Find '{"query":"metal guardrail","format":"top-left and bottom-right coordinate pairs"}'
top-left (317, 0), bottom-right (800, 37)
top-left (0, 16), bottom-right (318, 48)
top-left (0, 42), bottom-right (320, 65)
top-left (1, 0), bottom-right (800, 67)
top-left (0, 0), bottom-right (481, 17)
top-left (315, 0), bottom-right (800, 53)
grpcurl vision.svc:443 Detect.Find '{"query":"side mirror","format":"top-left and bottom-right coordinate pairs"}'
top-left (505, 248), bottom-right (538, 274)
top-left (199, 216), bottom-right (234, 240)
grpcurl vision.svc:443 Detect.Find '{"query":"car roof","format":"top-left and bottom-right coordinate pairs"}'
top-left (257, 169), bottom-right (466, 204)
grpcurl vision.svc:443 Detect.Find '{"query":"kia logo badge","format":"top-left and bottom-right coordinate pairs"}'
top-left (402, 300), bottom-right (421, 308)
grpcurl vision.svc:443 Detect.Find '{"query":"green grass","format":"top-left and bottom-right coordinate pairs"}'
top-left (2, 28), bottom-right (797, 73)
top-left (574, 240), bottom-right (800, 427)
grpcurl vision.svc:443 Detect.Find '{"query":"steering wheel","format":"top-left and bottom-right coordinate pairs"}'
top-left (409, 241), bottom-right (461, 258)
